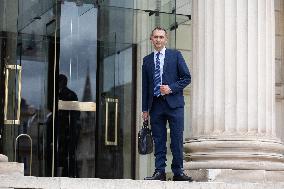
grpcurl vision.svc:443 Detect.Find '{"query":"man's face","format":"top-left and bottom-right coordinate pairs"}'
top-left (150, 29), bottom-right (167, 51)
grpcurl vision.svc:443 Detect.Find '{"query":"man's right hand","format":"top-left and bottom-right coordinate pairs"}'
top-left (142, 112), bottom-right (149, 121)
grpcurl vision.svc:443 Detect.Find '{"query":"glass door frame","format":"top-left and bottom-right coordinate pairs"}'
top-left (95, 41), bottom-right (137, 179)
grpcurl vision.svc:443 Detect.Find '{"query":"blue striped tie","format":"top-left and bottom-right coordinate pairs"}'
top-left (154, 52), bottom-right (161, 97)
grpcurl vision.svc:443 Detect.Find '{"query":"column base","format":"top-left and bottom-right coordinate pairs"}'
top-left (184, 138), bottom-right (284, 171)
top-left (184, 160), bottom-right (284, 171)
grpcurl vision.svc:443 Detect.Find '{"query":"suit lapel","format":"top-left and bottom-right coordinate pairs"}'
top-left (163, 49), bottom-right (169, 75)
top-left (149, 52), bottom-right (155, 81)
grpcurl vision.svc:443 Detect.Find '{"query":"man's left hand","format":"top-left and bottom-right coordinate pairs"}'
top-left (160, 85), bottom-right (172, 95)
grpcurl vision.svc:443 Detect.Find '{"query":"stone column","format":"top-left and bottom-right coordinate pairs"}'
top-left (184, 0), bottom-right (284, 170)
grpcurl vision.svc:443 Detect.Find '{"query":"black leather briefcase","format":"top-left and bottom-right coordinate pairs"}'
top-left (138, 120), bottom-right (153, 155)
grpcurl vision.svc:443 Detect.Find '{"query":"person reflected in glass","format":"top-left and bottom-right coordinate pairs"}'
top-left (58, 74), bottom-right (80, 177)
top-left (142, 27), bottom-right (192, 181)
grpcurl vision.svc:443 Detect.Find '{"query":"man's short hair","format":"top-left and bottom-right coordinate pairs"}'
top-left (151, 26), bottom-right (167, 36)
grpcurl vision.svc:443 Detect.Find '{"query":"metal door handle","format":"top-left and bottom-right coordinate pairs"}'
top-left (58, 100), bottom-right (96, 111)
top-left (4, 64), bottom-right (22, 125)
top-left (105, 98), bottom-right (118, 146)
top-left (15, 134), bottom-right (32, 176)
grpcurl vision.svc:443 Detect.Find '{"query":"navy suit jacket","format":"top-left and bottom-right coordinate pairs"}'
top-left (142, 49), bottom-right (191, 112)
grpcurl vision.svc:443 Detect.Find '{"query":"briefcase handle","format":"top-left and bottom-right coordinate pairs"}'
top-left (143, 120), bottom-right (149, 128)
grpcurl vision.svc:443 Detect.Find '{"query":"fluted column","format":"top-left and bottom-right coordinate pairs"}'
top-left (184, 0), bottom-right (284, 170)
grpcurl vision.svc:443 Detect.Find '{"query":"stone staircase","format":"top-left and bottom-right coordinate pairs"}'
top-left (1, 176), bottom-right (284, 189)
top-left (1, 156), bottom-right (284, 189)
top-left (0, 155), bottom-right (24, 177)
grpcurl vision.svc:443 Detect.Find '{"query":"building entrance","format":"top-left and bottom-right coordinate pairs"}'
top-left (0, 1), bottom-right (135, 179)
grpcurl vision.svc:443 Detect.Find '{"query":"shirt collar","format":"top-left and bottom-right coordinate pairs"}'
top-left (154, 47), bottom-right (166, 56)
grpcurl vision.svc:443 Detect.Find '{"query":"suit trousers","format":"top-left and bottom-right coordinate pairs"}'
top-left (149, 96), bottom-right (184, 175)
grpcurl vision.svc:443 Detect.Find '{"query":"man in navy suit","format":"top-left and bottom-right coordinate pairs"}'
top-left (142, 27), bottom-right (192, 181)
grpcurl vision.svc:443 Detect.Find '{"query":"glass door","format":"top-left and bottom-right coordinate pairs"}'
top-left (95, 42), bottom-right (135, 179)
top-left (1, 0), bottom-right (136, 178)
top-left (57, 1), bottom-right (135, 178)
top-left (15, 1), bottom-right (55, 176)
top-left (56, 1), bottom-right (97, 177)
top-left (94, 2), bottom-right (135, 179)
top-left (0, 0), bottom-right (56, 176)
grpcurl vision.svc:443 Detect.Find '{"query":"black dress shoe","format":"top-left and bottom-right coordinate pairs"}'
top-left (144, 171), bottom-right (166, 181)
top-left (173, 173), bottom-right (193, 182)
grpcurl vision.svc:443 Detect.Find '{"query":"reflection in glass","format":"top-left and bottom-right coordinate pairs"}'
top-left (58, 1), bottom-right (97, 178)
top-left (57, 74), bottom-right (80, 177)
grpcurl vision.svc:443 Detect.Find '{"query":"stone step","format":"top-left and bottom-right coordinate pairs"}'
top-left (0, 176), bottom-right (284, 189)
top-left (0, 154), bottom-right (8, 162)
top-left (0, 162), bottom-right (24, 177)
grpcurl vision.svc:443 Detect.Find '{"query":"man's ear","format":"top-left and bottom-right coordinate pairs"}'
top-left (165, 35), bottom-right (168, 44)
